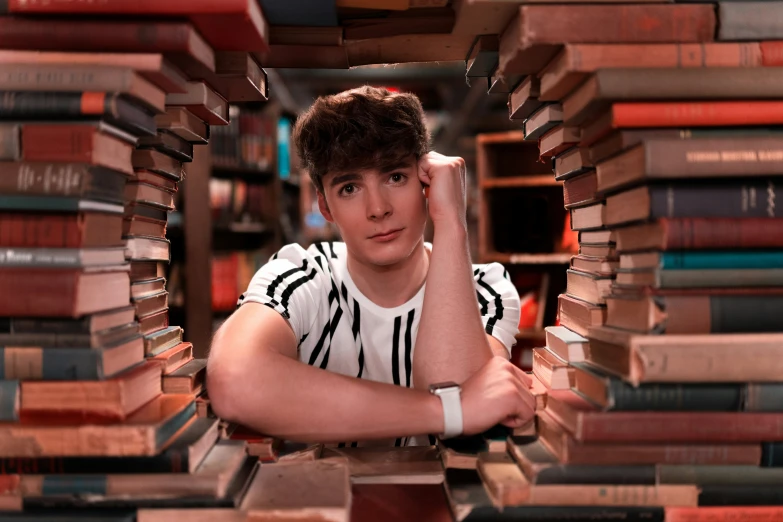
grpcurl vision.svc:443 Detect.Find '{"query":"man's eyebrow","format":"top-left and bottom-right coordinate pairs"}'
top-left (330, 173), bottom-right (362, 188)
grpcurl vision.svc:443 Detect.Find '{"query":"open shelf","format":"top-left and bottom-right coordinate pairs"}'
top-left (211, 162), bottom-right (275, 182)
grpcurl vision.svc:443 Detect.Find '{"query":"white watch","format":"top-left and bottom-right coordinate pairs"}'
top-left (429, 381), bottom-right (463, 439)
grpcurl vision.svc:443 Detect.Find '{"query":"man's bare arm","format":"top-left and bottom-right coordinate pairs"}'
top-left (207, 303), bottom-right (533, 442)
top-left (413, 153), bottom-right (507, 390)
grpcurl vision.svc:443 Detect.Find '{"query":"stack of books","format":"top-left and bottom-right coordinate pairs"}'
top-left (0, 5), bottom-right (274, 518)
top-left (445, 2), bottom-right (783, 520)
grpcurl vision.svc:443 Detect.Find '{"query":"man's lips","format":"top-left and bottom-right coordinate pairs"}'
top-left (370, 228), bottom-right (404, 240)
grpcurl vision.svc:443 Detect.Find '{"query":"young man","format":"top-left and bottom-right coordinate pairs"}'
top-left (207, 86), bottom-right (535, 446)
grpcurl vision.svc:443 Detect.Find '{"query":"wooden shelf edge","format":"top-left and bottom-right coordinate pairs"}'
top-left (480, 175), bottom-right (560, 189)
top-left (481, 252), bottom-right (573, 265)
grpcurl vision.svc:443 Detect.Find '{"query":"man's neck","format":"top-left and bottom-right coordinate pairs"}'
top-left (346, 239), bottom-right (429, 309)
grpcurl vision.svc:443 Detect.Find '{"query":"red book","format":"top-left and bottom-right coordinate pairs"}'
top-left (548, 392), bottom-right (783, 443)
top-left (666, 507), bottom-right (783, 522)
top-left (2, 0), bottom-right (268, 53)
top-left (582, 101), bottom-right (783, 147)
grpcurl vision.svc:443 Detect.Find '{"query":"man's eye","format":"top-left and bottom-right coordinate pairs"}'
top-left (341, 184), bottom-right (355, 194)
top-left (390, 173), bottom-right (403, 183)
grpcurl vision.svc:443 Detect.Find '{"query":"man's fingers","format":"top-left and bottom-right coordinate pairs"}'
top-left (509, 373), bottom-right (537, 414)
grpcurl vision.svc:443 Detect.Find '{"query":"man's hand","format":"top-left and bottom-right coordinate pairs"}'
top-left (418, 151), bottom-right (467, 228)
top-left (460, 357), bottom-right (536, 435)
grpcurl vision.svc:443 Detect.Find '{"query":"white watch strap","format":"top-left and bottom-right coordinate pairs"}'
top-left (436, 387), bottom-right (463, 439)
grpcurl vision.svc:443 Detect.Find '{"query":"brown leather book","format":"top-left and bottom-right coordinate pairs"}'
top-left (535, 411), bottom-right (761, 466)
top-left (0, 212), bottom-right (123, 249)
top-left (587, 325), bottom-right (783, 385)
top-left (132, 149), bottom-right (184, 181)
top-left (124, 183), bottom-right (175, 212)
top-left (539, 43), bottom-right (762, 102)
top-left (165, 81), bottom-right (229, 126)
top-left (499, 4), bottom-right (715, 77)
top-left (0, 50), bottom-right (188, 94)
top-left (138, 309), bottom-right (169, 336)
top-left (163, 359), bottom-right (207, 396)
top-left (133, 290), bottom-right (169, 318)
top-left (123, 217), bottom-right (167, 240)
top-left (563, 68), bottom-right (783, 125)
top-left (0, 266), bottom-right (130, 317)
top-left (0, 394), bottom-right (194, 457)
top-left (508, 76), bottom-right (542, 120)
top-left (212, 52), bottom-right (268, 102)
top-left (554, 147), bottom-right (593, 181)
top-left (154, 108), bottom-right (209, 144)
top-left (150, 342), bottom-right (193, 376)
top-left (20, 361), bottom-right (161, 421)
top-left (21, 125), bottom-right (134, 176)
top-left (0, 162), bottom-right (126, 202)
top-left (558, 294), bottom-right (606, 338)
top-left (539, 125), bottom-right (580, 158)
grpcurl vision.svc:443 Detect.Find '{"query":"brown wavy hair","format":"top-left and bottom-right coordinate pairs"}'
top-left (292, 86), bottom-right (431, 193)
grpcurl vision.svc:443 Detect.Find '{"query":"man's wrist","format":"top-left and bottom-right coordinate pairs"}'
top-left (432, 215), bottom-right (468, 239)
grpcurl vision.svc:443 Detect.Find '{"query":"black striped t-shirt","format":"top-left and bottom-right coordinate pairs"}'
top-left (237, 241), bottom-right (521, 446)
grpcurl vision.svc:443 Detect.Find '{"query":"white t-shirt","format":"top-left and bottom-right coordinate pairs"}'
top-left (238, 241), bottom-right (521, 447)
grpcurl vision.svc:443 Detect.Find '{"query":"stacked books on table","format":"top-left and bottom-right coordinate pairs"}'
top-left (447, 2), bottom-right (783, 521)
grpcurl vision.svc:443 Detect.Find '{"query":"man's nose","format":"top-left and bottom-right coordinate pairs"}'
top-left (366, 187), bottom-right (393, 220)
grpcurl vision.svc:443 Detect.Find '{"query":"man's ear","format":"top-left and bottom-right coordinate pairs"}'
top-left (317, 191), bottom-right (334, 223)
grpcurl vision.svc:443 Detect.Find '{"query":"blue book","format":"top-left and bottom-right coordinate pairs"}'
top-left (660, 250), bottom-right (783, 270)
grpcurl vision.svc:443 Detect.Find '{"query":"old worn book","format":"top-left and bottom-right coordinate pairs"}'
top-left (508, 76), bottom-right (542, 120)
top-left (123, 217), bottom-right (166, 239)
top-left (150, 342), bottom-right (193, 375)
top-left (129, 261), bottom-right (166, 282)
top-left (605, 290), bottom-right (783, 334)
top-left (0, 266), bottom-right (130, 317)
top-left (21, 124), bottom-right (134, 176)
top-left (544, 326), bottom-right (588, 363)
top-left (131, 149), bottom-right (184, 181)
top-left (547, 391), bottom-right (783, 443)
top-left (557, 294), bottom-right (606, 338)
top-left (1, 306), bottom-right (135, 337)
top-left (0, 418), bottom-right (219, 475)
top-left (539, 126), bottom-right (580, 157)
top-left (499, 4), bottom-right (715, 77)
top-left (554, 147), bottom-right (592, 181)
top-left (1, 0), bottom-right (269, 54)
top-left (565, 269), bottom-right (612, 306)
top-left (597, 137), bottom-right (783, 194)
top-left (466, 35), bottom-right (499, 78)
top-left (20, 360), bottom-right (160, 420)
top-left (163, 359), bottom-right (206, 395)
top-left (535, 411), bottom-right (762, 466)
top-left (569, 202), bottom-right (604, 231)
top-left (532, 348), bottom-right (573, 390)
top-left (124, 236), bottom-right (171, 263)
top-left (562, 171), bottom-right (597, 208)
top-left (570, 255), bottom-right (617, 277)
top-left (586, 325), bottom-right (783, 385)
top-left (131, 277), bottom-right (166, 301)
top-left (154, 108), bottom-right (209, 144)
top-left (210, 52), bottom-right (268, 103)
top-left (719, 2), bottom-right (783, 41)
top-left (145, 326), bottom-right (183, 357)
top-left (124, 183), bottom-right (175, 212)
top-left (137, 131), bottom-right (193, 163)
top-left (0, 64), bottom-right (164, 113)
top-left (0, 321), bottom-right (139, 349)
top-left (166, 81), bottom-right (228, 126)
top-left (0, 211), bottom-right (123, 250)
top-left (0, 162), bottom-right (127, 203)
top-left (583, 104), bottom-right (783, 150)
top-left (564, 68), bottom-right (783, 125)
top-left (572, 362), bottom-right (783, 412)
top-left (0, 335), bottom-right (144, 380)
top-left (615, 218), bottom-right (783, 253)
top-left (0, 247), bottom-right (126, 268)
top-left (320, 446), bottom-right (442, 485)
top-left (0, 91), bottom-right (157, 137)
top-left (0, 393), bottom-right (195, 457)
top-left (0, 123), bottom-right (19, 160)
top-left (488, 68), bottom-right (522, 95)
top-left (138, 309), bottom-right (168, 336)
top-left (133, 291), bottom-right (169, 319)
top-left (476, 452), bottom-right (698, 507)
top-left (539, 43), bottom-right (762, 102)
top-left (604, 181), bottom-right (783, 227)
top-left (240, 459), bottom-right (351, 522)
top-left (523, 104), bottom-right (561, 141)
top-left (0, 51), bottom-right (187, 94)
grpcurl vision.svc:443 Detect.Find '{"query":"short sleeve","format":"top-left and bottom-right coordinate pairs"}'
top-left (474, 263), bottom-right (520, 354)
top-left (237, 244), bottom-right (325, 342)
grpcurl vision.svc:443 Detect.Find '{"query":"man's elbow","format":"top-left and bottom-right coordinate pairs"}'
top-left (206, 356), bottom-right (240, 422)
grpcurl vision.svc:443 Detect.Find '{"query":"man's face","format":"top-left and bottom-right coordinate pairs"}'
top-left (318, 156), bottom-right (428, 267)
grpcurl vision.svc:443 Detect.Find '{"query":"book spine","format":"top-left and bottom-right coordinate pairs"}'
top-left (0, 163), bottom-right (92, 197)
top-left (0, 450), bottom-right (188, 474)
top-left (0, 124), bottom-right (20, 161)
top-left (21, 125), bottom-right (96, 164)
top-left (649, 182), bottom-right (780, 220)
top-left (608, 382), bottom-right (743, 412)
top-left (660, 251), bottom-right (783, 270)
top-left (761, 42), bottom-right (783, 66)
top-left (646, 138), bottom-right (783, 178)
top-left (0, 381), bottom-right (18, 422)
top-left (667, 507), bottom-right (783, 522)
top-left (522, 5), bottom-right (715, 44)
top-left (0, 347), bottom-right (102, 380)
top-left (613, 102), bottom-right (783, 128)
top-left (0, 247), bottom-right (88, 268)
top-left (761, 442), bottom-right (783, 467)
top-left (719, 3), bottom-right (783, 41)
top-left (745, 383), bottom-right (783, 412)
top-left (662, 218), bottom-right (783, 249)
top-left (0, 92), bottom-right (114, 119)
top-left (698, 485), bottom-right (783, 507)
top-left (0, 214), bottom-right (81, 249)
